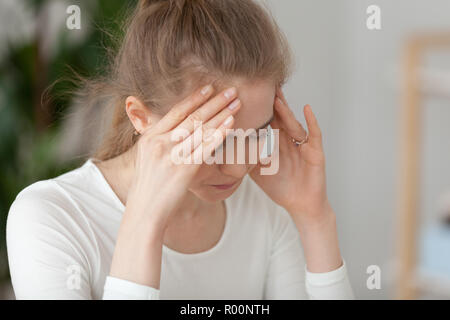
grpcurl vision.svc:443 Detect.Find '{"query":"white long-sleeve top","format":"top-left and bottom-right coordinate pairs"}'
top-left (6, 159), bottom-right (354, 300)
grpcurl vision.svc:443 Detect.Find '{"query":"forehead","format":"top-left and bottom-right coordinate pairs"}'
top-left (216, 78), bottom-right (275, 131)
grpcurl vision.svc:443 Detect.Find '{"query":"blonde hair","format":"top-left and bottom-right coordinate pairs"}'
top-left (90, 0), bottom-right (294, 161)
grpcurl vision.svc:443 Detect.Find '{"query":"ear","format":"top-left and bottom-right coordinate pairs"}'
top-left (125, 96), bottom-right (152, 134)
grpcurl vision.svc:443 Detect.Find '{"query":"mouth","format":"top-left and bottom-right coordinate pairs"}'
top-left (209, 181), bottom-right (238, 190)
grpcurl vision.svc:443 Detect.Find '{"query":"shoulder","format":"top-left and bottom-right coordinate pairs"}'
top-left (8, 180), bottom-right (69, 226)
top-left (6, 160), bottom-right (96, 237)
top-left (6, 162), bottom-right (101, 299)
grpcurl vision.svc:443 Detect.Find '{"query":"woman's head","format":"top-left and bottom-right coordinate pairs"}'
top-left (91, 0), bottom-right (294, 201)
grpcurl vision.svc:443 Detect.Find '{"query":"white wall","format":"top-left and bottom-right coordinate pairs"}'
top-left (267, 0), bottom-right (450, 299)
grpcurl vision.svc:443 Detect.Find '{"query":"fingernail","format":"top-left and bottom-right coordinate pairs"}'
top-left (224, 87), bottom-right (237, 99)
top-left (228, 99), bottom-right (240, 110)
top-left (223, 115), bottom-right (234, 126)
top-left (201, 84), bottom-right (212, 95)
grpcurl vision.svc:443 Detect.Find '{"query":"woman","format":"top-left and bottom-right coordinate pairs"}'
top-left (6, 0), bottom-right (354, 299)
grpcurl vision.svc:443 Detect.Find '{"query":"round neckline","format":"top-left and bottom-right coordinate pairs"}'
top-left (86, 158), bottom-right (232, 258)
top-left (162, 199), bottom-right (230, 259)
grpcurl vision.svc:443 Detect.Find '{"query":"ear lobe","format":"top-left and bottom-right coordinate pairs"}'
top-left (125, 96), bottom-right (152, 133)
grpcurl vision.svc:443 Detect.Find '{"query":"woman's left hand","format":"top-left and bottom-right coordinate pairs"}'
top-left (249, 87), bottom-right (332, 226)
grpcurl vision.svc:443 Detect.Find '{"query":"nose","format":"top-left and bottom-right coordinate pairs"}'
top-left (219, 162), bottom-right (251, 178)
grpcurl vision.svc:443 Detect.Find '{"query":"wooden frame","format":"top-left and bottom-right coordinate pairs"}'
top-left (395, 33), bottom-right (450, 300)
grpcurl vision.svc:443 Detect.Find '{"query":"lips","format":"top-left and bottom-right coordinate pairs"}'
top-left (210, 181), bottom-right (237, 190)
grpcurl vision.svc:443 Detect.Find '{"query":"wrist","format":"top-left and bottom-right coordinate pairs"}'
top-left (290, 204), bottom-right (343, 273)
top-left (289, 200), bottom-right (336, 231)
top-left (121, 206), bottom-right (168, 243)
top-left (110, 226), bottom-right (164, 289)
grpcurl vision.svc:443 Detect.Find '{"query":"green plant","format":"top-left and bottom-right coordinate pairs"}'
top-left (0, 0), bottom-right (137, 284)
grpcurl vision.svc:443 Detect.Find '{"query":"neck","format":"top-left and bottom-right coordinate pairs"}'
top-left (95, 145), bottom-right (214, 224)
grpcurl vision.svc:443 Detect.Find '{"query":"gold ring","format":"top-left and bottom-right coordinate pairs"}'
top-left (292, 133), bottom-right (308, 146)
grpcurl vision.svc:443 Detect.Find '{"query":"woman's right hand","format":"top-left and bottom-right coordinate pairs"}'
top-left (109, 84), bottom-right (242, 288)
top-left (126, 84), bottom-right (241, 231)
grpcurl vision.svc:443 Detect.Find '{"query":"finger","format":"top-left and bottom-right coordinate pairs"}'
top-left (188, 115), bottom-right (235, 164)
top-left (174, 87), bottom-right (239, 135)
top-left (268, 111), bottom-right (291, 152)
top-left (276, 87), bottom-right (289, 106)
top-left (171, 124), bottom-right (204, 161)
top-left (174, 97), bottom-right (241, 154)
top-left (151, 83), bottom-right (215, 135)
top-left (201, 98), bottom-right (241, 136)
top-left (303, 104), bottom-right (323, 149)
top-left (268, 109), bottom-right (282, 130)
top-left (270, 91), bottom-right (285, 132)
top-left (274, 96), bottom-right (308, 141)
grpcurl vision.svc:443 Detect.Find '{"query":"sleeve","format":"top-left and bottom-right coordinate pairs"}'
top-left (7, 190), bottom-right (162, 300)
top-left (6, 193), bottom-right (93, 299)
top-left (102, 276), bottom-right (160, 300)
top-left (263, 205), bottom-right (355, 300)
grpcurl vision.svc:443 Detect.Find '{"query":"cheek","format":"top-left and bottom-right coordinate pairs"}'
top-left (188, 163), bottom-right (220, 186)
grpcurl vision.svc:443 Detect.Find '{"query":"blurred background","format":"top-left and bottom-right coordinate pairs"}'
top-left (0, 0), bottom-right (449, 299)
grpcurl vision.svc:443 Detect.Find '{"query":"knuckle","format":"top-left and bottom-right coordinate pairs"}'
top-left (201, 124), bottom-right (212, 136)
top-left (149, 137), bottom-right (166, 157)
top-left (204, 132), bottom-right (222, 149)
top-left (194, 91), bottom-right (206, 103)
top-left (151, 136), bottom-right (166, 147)
top-left (202, 125), bottom-right (219, 143)
top-left (217, 96), bottom-right (229, 108)
top-left (152, 143), bottom-right (165, 158)
top-left (168, 108), bottom-right (185, 123)
top-left (187, 111), bottom-right (203, 125)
